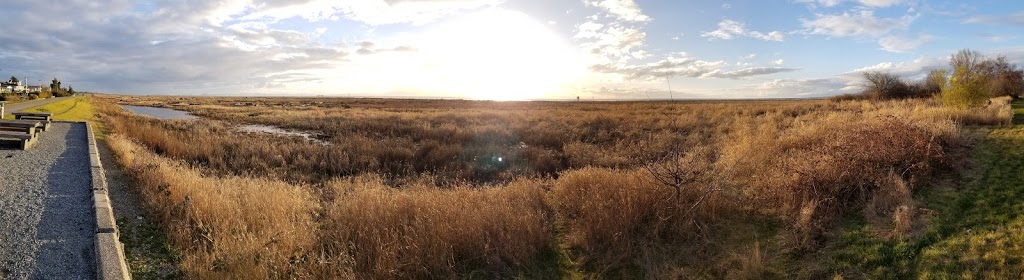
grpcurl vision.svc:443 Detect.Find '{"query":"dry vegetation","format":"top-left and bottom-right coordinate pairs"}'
top-left (97, 94), bottom-right (1012, 278)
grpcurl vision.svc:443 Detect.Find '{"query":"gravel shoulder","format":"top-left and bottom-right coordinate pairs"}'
top-left (0, 123), bottom-right (95, 279)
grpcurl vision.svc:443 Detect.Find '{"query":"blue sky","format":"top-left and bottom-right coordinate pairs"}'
top-left (0, 0), bottom-right (1022, 100)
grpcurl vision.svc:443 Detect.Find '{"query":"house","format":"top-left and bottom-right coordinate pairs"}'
top-left (1, 78), bottom-right (43, 94)
top-left (0, 80), bottom-right (23, 94)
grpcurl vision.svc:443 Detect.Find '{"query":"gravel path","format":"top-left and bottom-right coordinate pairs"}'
top-left (0, 123), bottom-right (95, 279)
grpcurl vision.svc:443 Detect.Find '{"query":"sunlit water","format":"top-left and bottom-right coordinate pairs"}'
top-left (122, 105), bottom-right (197, 120)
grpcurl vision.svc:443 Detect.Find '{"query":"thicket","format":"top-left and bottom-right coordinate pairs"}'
top-left (834, 49), bottom-right (1024, 105)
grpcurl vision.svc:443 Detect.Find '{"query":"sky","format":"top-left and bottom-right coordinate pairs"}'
top-left (0, 0), bottom-right (1022, 100)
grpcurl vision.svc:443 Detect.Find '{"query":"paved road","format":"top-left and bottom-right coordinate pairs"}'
top-left (0, 123), bottom-right (95, 279)
top-left (2, 97), bottom-right (75, 117)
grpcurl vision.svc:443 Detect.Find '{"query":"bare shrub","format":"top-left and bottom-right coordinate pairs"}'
top-left (863, 71), bottom-right (914, 100)
top-left (726, 117), bottom-right (946, 249)
top-left (980, 56), bottom-right (1024, 98)
top-left (551, 165), bottom-right (725, 275)
top-left (865, 172), bottom-right (916, 239)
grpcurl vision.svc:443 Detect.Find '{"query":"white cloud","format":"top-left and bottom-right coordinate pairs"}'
top-left (847, 56), bottom-right (946, 80)
top-left (703, 67), bottom-right (800, 79)
top-left (796, 0), bottom-right (906, 8)
top-left (878, 34), bottom-right (936, 53)
top-left (961, 11), bottom-right (1024, 25)
top-left (590, 55), bottom-right (725, 80)
top-left (590, 53), bottom-right (797, 81)
top-left (754, 78), bottom-right (852, 97)
top-left (772, 59), bottom-right (785, 65)
top-left (978, 33), bottom-right (1017, 42)
top-left (240, 0), bottom-right (504, 26)
top-left (801, 10), bottom-right (912, 37)
top-left (577, 23), bottom-right (647, 63)
top-left (575, 0), bottom-right (652, 66)
top-left (583, 0), bottom-right (651, 22)
top-left (702, 19), bottom-right (785, 42)
top-left (801, 10), bottom-right (930, 52)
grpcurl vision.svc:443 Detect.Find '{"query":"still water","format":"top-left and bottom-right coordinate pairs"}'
top-left (122, 105), bottom-right (197, 120)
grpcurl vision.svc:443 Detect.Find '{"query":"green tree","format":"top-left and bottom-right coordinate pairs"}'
top-left (941, 50), bottom-right (991, 109)
top-left (49, 78), bottom-right (60, 93)
top-left (9, 76), bottom-right (18, 84)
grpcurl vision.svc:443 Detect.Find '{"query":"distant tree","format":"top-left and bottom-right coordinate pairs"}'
top-left (978, 56), bottom-right (1024, 98)
top-left (922, 69), bottom-right (947, 96)
top-left (9, 76), bottom-right (18, 84)
top-left (49, 78), bottom-right (60, 93)
top-left (67, 86), bottom-right (74, 96)
top-left (862, 72), bottom-right (913, 99)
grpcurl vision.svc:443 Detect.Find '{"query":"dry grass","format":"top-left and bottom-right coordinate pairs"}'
top-left (324, 176), bottom-right (552, 278)
top-left (95, 95), bottom-right (1013, 278)
top-left (106, 134), bottom-right (325, 279)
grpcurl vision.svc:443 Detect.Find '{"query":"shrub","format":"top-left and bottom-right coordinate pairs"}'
top-left (726, 117), bottom-right (947, 249)
top-left (863, 72), bottom-right (913, 100)
top-left (941, 50), bottom-right (992, 108)
top-left (942, 65), bottom-right (991, 109)
top-left (979, 56), bottom-right (1024, 98)
top-left (551, 165), bottom-right (727, 275)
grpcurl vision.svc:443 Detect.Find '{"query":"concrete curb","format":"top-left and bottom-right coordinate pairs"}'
top-left (83, 122), bottom-right (132, 280)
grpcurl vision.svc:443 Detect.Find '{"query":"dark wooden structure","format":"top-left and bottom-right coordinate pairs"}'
top-left (0, 116), bottom-right (49, 150)
top-left (12, 112), bottom-right (52, 131)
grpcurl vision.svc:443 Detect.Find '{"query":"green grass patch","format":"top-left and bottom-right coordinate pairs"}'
top-left (22, 96), bottom-right (95, 122)
top-left (827, 98), bottom-right (1024, 278)
top-left (116, 217), bottom-right (183, 279)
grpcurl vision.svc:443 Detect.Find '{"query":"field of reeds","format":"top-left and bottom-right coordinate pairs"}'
top-left (95, 94), bottom-right (1013, 278)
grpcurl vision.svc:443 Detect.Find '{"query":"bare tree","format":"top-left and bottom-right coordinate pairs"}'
top-left (862, 71), bottom-right (912, 99)
top-left (950, 49), bottom-right (987, 81)
top-left (642, 143), bottom-right (722, 217)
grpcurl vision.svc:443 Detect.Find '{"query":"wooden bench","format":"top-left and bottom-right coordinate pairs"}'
top-left (0, 131), bottom-right (35, 150)
top-left (12, 112), bottom-right (52, 131)
top-left (0, 120), bottom-right (42, 136)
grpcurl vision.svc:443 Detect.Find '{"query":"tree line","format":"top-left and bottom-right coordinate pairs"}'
top-left (835, 49), bottom-right (1024, 108)
top-left (0, 76), bottom-right (75, 101)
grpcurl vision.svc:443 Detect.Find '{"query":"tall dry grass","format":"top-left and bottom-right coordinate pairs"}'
top-left (97, 95), bottom-right (1013, 278)
top-left (323, 176), bottom-right (552, 278)
top-left (106, 134), bottom-right (325, 279)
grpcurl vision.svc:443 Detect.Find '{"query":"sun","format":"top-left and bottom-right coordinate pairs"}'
top-left (416, 9), bottom-right (584, 100)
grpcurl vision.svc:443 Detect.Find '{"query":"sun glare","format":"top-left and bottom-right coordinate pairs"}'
top-left (418, 9), bottom-right (584, 100)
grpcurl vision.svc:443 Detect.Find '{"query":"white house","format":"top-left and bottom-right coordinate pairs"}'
top-left (0, 80), bottom-right (23, 94)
